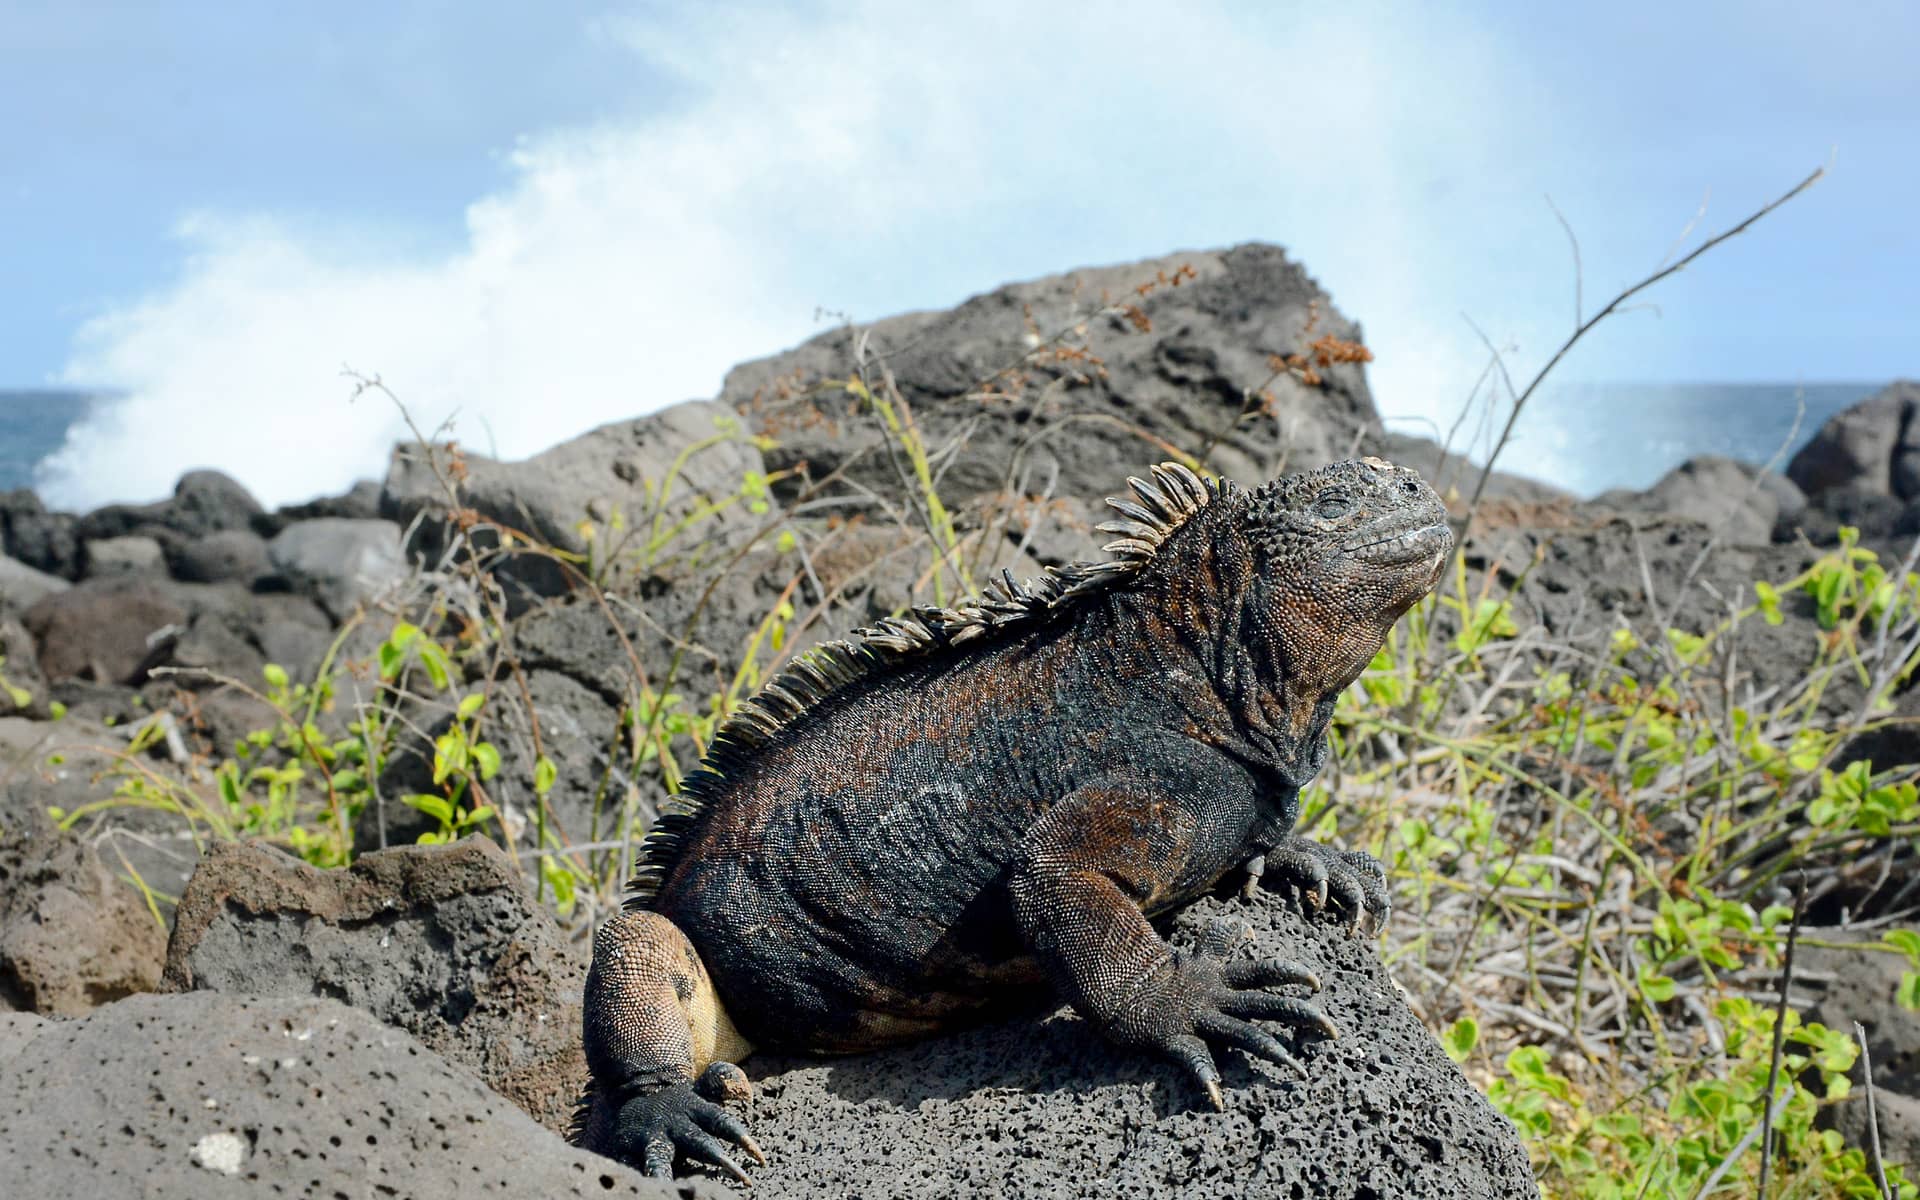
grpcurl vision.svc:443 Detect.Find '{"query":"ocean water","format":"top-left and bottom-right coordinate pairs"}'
top-left (0, 382), bottom-right (1894, 505)
top-left (1455, 381), bottom-right (1886, 496)
top-left (0, 390), bottom-right (92, 493)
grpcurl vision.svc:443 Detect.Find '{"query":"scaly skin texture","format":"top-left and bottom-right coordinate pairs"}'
top-left (574, 456), bottom-right (1452, 1182)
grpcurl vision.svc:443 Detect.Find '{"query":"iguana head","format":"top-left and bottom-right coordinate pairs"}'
top-left (1242, 455), bottom-right (1452, 696)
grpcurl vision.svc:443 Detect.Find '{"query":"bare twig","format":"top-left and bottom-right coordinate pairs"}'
top-left (1465, 165), bottom-right (1825, 525)
top-left (1758, 875), bottom-right (1807, 1199)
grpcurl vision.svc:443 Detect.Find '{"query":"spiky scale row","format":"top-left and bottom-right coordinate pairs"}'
top-left (623, 462), bottom-right (1233, 907)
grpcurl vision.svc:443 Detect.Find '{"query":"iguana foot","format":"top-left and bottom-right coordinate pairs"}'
top-left (609, 1076), bottom-right (765, 1184)
top-left (1249, 836), bottom-right (1391, 933)
top-left (1117, 918), bottom-right (1335, 1108)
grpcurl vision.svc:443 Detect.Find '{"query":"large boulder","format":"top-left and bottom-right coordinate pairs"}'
top-left (721, 244), bottom-right (1377, 516)
top-left (1786, 381), bottom-right (1920, 500)
top-left (21, 575), bottom-right (188, 684)
top-left (577, 886), bottom-right (1534, 1198)
top-left (163, 837), bottom-right (590, 1137)
top-left (0, 825), bottom-right (167, 1015)
top-left (81, 533), bottom-right (165, 577)
top-left (266, 517), bottom-right (406, 621)
top-left (380, 399), bottom-right (764, 601)
top-left (168, 529), bottom-right (271, 585)
top-left (0, 992), bottom-right (689, 1199)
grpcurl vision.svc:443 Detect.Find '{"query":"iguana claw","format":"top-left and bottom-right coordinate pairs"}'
top-left (1255, 836), bottom-right (1392, 933)
top-left (610, 1077), bottom-right (763, 1184)
top-left (1126, 918), bottom-right (1334, 1108)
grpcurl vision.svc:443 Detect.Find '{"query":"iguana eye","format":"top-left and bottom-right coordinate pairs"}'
top-left (1314, 494), bottom-right (1351, 520)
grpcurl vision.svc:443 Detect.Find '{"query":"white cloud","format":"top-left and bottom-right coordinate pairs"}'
top-left (39, 1), bottom-right (1566, 509)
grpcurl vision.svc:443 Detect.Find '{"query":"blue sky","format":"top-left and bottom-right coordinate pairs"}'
top-left (3, 1), bottom-right (1915, 507)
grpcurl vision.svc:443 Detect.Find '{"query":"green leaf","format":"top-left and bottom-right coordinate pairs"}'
top-left (533, 756), bottom-right (557, 797)
top-left (432, 732), bottom-right (466, 785)
top-left (48, 700), bottom-right (66, 721)
top-left (470, 742), bottom-right (501, 781)
top-left (1442, 1017), bottom-right (1479, 1063)
top-left (1899, 971), bottom-right (1920, 1012)
top-left (1639, 966), bottom-right (1677, 1003)
top-left (456, 693), bottom-right (486, 721)
top-left (417, 643), bottom-right (453, 691)
top-left (402, 793), bottom-right (453, 824)
top-left (262, 663), bottom-right (290, 691)
top-left (1885, 929), bottom-right (1920, 967)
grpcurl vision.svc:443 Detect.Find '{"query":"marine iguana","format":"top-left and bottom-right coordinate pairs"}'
top-left (575, 456), bottom-right (1452, 1182)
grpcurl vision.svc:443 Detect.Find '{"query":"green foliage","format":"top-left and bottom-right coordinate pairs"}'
top-left (1344, 528), bottom-right (1920, 1199)
top-left (1485, 1002), bottom-right (1914, 1199)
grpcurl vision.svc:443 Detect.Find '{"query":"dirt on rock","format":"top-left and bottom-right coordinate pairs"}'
top-left (163, 836), bottom-right (592, 1137)
top-left (0, 826), bottom-right (167, 1015)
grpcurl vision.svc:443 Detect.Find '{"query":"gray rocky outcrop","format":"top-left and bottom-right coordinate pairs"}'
top-left (0, 992), bottom-right (689, 1199)
top-left (722, 244), bottom-right (1379, 515)
top-left (380, 399), bottom-right (763, 602)
top-left (1787, 381), bottom-right (1920, 500)
top-left (1594, 454), bottom-right (1807, 546)
top-left (1803, 943), bottom-right (1920, 1180)
top-left (266, 517), bottom-right (405, 620)
top-left (163, 837), bottom-right (590, 1137)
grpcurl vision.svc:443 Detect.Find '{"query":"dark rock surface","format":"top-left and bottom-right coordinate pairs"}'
top-left (0, 992), bottom-right (696, 1199)
top-left (626, 886), bottom-right (1534, 1198)
top-left (722, 244), bottom-right (1379, 515)
top-left (0, 825), bottom-right (167, 1014)
top-left (163, 837), bottom-right (591, 1137)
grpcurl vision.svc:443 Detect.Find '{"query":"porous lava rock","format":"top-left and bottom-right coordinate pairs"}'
top-left (584, 886), bottom-right (1535, 1198)
top-left (0, 992), bottom-right (700, 1199)
top-left (163, 836), bottom-right (590, 1136)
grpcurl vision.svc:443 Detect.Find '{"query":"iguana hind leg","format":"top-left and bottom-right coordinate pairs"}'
top-left (579, 910), bottom-right (763, 1182)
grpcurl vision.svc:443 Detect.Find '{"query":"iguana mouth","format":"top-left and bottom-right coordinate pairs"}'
top-left (1343, 521), bottom-right (1452, 566)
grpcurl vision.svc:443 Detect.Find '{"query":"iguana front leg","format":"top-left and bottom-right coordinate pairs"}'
top-left (1008, 784), bottom-right (1336, 1106)
top-left (1243, 838), bottom-right (1392, 933)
